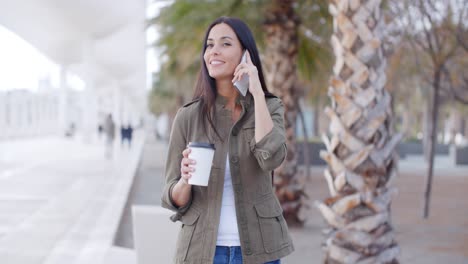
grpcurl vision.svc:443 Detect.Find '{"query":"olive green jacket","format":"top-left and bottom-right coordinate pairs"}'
top-left (161, 93), bottom-right (294, 264)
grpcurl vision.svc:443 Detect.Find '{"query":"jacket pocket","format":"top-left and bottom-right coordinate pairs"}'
top-left (176, 208), bottom-right (200, 261)
top-left (254, 196), bottom-right (290, 253)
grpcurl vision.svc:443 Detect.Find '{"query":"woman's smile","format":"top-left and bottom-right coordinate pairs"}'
top-left (209, 60), bottom-right (225, 66)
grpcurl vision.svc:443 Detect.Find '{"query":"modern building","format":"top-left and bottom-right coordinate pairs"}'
top-left (0, 0), bottom-right (149, 141)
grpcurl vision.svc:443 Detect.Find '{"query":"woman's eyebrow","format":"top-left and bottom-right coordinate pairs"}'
top-left (207, 36), bottom-right (233, 41)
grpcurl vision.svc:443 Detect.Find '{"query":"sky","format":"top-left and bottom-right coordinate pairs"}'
top-left (146, 0), bottom-right (170, 75)
top-left (0, 21), bottom-right (154, 93)
top-left (0, 0), bottom-right (168, 93)
top-left (0, 26), bottom-right (59, 92)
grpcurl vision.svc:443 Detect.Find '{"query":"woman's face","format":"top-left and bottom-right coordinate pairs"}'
top-left (203, 23), bottom-right (243, 81)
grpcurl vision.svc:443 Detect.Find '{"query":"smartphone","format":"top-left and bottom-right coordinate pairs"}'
top-left (234, 50), bottom-right (249, 96)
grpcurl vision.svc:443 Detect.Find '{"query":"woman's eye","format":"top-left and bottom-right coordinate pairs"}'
top-left (206, 43), bottom-right (214, 48)
top-left (223, 43), bottom-right (232, 46)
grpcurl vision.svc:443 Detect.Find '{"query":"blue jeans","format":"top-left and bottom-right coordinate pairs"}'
top-left (213, 246), bottom-right (280, 264)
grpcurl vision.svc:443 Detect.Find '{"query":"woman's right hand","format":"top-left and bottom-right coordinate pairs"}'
top-left (180, 148), bottom-right (196, 184)
top-left (171, 148), bottom-right (195, 207)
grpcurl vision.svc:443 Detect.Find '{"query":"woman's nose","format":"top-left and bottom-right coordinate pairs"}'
top-left (210, 44), bottom-right (220, 55)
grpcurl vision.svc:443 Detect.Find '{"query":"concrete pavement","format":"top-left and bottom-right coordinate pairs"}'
top-left (282, 155), bottom-right (468, 264)
top-left (0, 133), bottom-right (145, 264)
top-left (0, 134), bottom-right (466, 263)
top-left (115, 138), bottom-right (468, 264)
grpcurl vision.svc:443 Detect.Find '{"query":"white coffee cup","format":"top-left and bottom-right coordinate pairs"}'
top-left (187, 142), bottom-right (215, 186)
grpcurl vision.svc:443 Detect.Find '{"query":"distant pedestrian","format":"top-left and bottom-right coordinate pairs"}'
top-left (65, 123), bottom-right (76, 137)
top-left (127, 124), bottom-right (133, 148)
top-left (104, 114), bottom-right (115, 159)
top-left (98, 124), bottom-right (104, 139)
top-left (120, 124), bottom-right (134, 149)
top-left (120, 125), bottom-right (126, 146)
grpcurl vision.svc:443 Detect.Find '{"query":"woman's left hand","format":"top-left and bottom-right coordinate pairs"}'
top-left (232, 50), bottom-right (264, 98)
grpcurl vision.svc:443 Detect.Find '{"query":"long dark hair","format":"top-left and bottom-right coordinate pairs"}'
top-left (192, 16), bottom-right (273, 141)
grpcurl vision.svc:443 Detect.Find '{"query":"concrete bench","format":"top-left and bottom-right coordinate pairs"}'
top-left (454, 146), bottom-right (468, 165)
top-left (397, 142), bottom-right (450, 158)
top-left (296, 142), bottom-right (327, 166)
top-left (132, 205), bottom-right (180, 264)
top-left (103, 246), bottom-right (137, 264)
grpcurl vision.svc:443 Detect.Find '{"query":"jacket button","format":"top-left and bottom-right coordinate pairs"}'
top-left (245, 248), bottom-right (252, 255)
top-left (231, 156), bottom-right (239, 163)
top-left (232, 128), bottom-right (239, 136)
top-left (261, 151), bottom-right (270, 160)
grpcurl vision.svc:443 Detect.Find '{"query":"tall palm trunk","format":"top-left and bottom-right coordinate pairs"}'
top-left (263, 0), bottom-right (305, 225)
top-left (315, 0), bottom-right (401, 262)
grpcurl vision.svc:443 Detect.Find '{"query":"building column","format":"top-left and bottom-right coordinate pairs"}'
top-left (112, 81), bottom-right (122, 130)
top-left (0, 95), bottom-right (4, 139)
top-left (58, 64), bottom-right (69, 136)
top-left (81, 39), bottom-right (99, 142)
top-left (4, 96), bottom-right (11, 138)
top-left (17, 94), bottom-right (26, 137)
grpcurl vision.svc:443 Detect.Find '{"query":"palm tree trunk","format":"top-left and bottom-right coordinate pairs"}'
top-left (313, 102), bottom-right (320, 138)
top-left (462, 117), bottom-right (467, 139)
top-left (315, 0), bottom-right (401, 262)
top-left (262, 0), bottom-right (305, 226)
top-left (298, 104), bottom-right (311, 180)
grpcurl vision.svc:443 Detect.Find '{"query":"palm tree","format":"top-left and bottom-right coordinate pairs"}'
top-left (315, 0), bottom-right (401, 262)
top-left (262, 0), bottom-right (304, 226)
top-left (148, 0), bottom-right (332, 225)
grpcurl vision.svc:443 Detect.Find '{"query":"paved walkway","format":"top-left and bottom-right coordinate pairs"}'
top-left (0, 135), bottom-right (466, 264)
top-left (0, 133), bottom-right (145, 264)
top-left (115, 139), bottom-right (467, 263)
top-left (283, 155), bottom-right (468, 264)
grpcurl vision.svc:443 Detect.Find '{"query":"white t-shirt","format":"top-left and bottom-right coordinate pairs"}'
top-left (216, 155), bottom-right (241, 246)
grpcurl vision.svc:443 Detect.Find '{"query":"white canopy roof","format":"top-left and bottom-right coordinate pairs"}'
top-left (0, 0), bottom-right (147, 95)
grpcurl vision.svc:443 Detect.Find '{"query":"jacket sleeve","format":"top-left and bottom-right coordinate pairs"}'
top-left (249, 97), bottom-right (287, 172)
top-left (161, 108), bottom-right (193, 221)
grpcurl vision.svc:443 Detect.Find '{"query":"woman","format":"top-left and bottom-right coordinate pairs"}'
top-left (161, 16), bottom-right (294, 264)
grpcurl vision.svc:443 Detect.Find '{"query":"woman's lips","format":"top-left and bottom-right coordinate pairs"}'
top-left (210, 60), bottom-right (224, 65)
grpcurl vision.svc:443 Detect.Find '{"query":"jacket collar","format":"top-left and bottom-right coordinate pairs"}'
top-left (215, 92), bottom-right (253, 111)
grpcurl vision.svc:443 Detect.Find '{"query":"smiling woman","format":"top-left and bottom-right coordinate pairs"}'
top-left (0, 26), bottom-right (60, 91)
top-left (161, 16), bottom-right (294, 264)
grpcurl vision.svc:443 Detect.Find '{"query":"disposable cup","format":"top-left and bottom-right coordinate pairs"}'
top-left (187, 142), bottom-right (215, 186)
